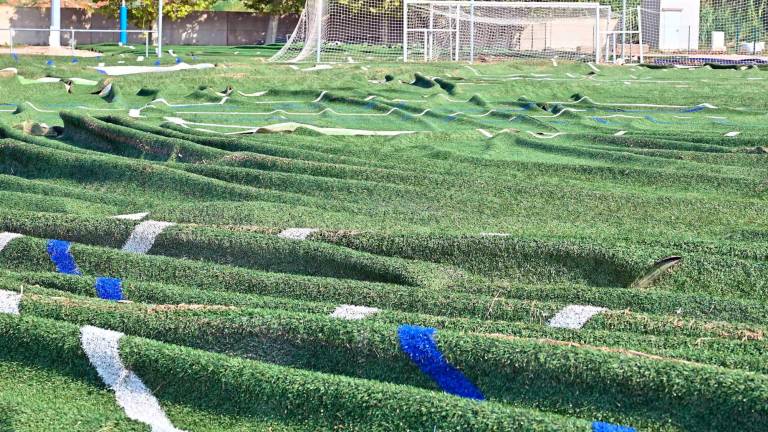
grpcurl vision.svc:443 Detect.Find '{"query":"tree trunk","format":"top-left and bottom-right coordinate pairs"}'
top-left (266, 14), bottom-right (280, 44)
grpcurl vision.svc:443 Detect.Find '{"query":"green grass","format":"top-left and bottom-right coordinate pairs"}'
top-left (0, 46), bottom-right (766, 431)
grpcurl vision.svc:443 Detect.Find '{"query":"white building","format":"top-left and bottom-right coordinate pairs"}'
top-left (641, 0), bottom-right (700, 51)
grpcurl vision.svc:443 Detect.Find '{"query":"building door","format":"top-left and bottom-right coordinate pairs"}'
top-left (660, 8), bottom-right (684, 50)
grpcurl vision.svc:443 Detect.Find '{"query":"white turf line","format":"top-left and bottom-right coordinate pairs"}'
top-left (237, 90), bottom-right (268, 97)
top-left (122, 221), bottom-right (176, 254)
top-left (164, 117), bottom-right (417, 137)
top-left (725, 131), bottom-right (741, 137)
top-left (80, 326), bottom-right (185, 432)
top-left (94, 62), bottom-right (215, 76)
top-left (330, 305), bottom-right (381, 320)
top-left (548, 305), bottom-right (607, 330)
top-left (0, 289), bottom-right (22, 315)
top-left (550, 96), bottom-right (719, 110)
top-left (112, 212), bottom-right (150, 221)
top-left (0, 232), bottom-right (23, 252)
top-left (278, 228), bottom-right (318, 240)
top-left (476, 129), bottom-right (493, 138)
top-left (614, 130), bottom-right (628, 136)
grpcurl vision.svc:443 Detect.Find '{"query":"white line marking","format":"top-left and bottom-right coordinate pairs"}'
top-left (151, 97), bottom-right (229, 108)
top-left (237, 90), bottom-right (268, 97)
top-left (548, 305), bottom-right (607, 329)
top-left (614, 130), bottom-right (627, 136)
top-left (531, 108), bottom-right (586, 118)
top-left (278, 228), bottom-right (318, 240)
top-left (0, 289), bottom-right (21, 315)
top-left (330, 305), bottom-right (381, 320)
top-left (477, 128), bottom-right (493, 138)
top-left (526, 131), bottom-right (567, 139)
top-left (94, 62), bottom-right (215, 76)
top-left (112, 212), bottom-right (150, 221)
top-left (302, 64), bottom-right (333, 72)
top-left (122, 221), bottom-right (175, 254)
top-left (80, 326), bottom-right (185, 432)
top-left (587, 62), bottom-right (601, 73)
top-left (550, 96), bottom-right (719, 110)
top-left (164, 117), bottom-right (416, 137)
top-left (725, 131), bottom-right (741, 137)
top-left (24, 102), bottom-right (56, 113)
top-left (0, 232), bottom-right (23, 252)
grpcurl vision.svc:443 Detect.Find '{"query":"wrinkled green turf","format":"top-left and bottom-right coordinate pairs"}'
top-left (0, 46), bottom-right (766, 431)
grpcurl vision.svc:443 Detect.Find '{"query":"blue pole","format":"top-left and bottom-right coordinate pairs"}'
top-left (119, 1), bottom-right (128, 45)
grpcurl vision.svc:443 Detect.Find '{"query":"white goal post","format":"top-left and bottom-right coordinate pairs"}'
top-left (403, 1), bottom-right (611, 63)
top-left (270, 0), bottom-right (616, 64)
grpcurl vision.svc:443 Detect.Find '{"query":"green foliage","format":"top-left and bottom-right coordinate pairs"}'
top-left (95, 0), bottom-right (219, 29)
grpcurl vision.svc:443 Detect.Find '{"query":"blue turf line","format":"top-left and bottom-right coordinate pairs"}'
top-left (95, 277), bottom-right (124, 301)
top-left (46, 240), bottom-right (82, 276)
top-left (397, 324), bottom-right (484, 400)
top-left (592, 421), bottom-right (636, 432)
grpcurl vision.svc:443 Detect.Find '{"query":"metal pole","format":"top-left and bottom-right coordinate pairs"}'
top-left (621, 0), bottom-right (627, 60)
top-left (455, 5), bottom-right (460, 61)
top-left (428, 3), bottom-right (434, 60)
top-left (120, 0), bottom-right (128, 45)
top-left (688, 25), bottom-right (691, 55)
top-left (157, 0), bottom-right (163, 58)
top-left (315, 0), bottom-right (322, 63)
top-left (469, 0), bottom-right (475, 63)
top-left (403, 0), bottom-right (408, 62)
top-left (637, 6), bottom-right (643, 63)
top-left (595, 5), bottom-right (601, 63)
top-left (49, 0), bottom-right (61, 48)
top-left (8, 28), bottom-right (13, 57)
top-left (606, 8), bottom-right (612, 62)
top-left (70, 28), bottom-right (75, 56)
top-left (145, 31), bottom-right (149, 58)
top-left (423, 31), bottom-right (427, 61)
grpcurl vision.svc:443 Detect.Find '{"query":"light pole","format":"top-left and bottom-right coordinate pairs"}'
top-left (49, 0), bottom-right (61, 48)
top-left (157, 0), bottom-right (163, 58)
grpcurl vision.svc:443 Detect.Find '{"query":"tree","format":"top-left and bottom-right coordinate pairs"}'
top-left (242, 0), bottom-right (304, 44)
top-left (95, 0), bottom-right (218, 33)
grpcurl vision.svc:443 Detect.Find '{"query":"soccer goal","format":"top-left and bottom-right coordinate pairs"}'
top-left (270, 0), bottom-right (614, 63)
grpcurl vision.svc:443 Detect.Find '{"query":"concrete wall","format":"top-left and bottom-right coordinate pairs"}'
top-left (0, 6), bottom-right (298, 46)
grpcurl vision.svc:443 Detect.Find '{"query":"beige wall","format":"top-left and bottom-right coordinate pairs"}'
top-left (0, 6), bottom-right (298, 46)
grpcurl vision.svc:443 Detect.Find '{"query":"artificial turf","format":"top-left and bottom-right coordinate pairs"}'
top-left (0, 45), bottom-right (766, 431)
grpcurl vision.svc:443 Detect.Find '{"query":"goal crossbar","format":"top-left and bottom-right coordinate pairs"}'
top-left (404, 1), bottom-right (602, 10)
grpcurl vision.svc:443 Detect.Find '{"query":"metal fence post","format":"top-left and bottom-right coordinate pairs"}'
top-left (469, 0), bottom-right (475, 63)
top-left (454, 5), bottom-right (460, 61)
top-left (403, 0), bottom-right (408, 62)
top-left (594, 6), bottom-right (601, 63)
top-left (637, 6), bottom-right (644, 63)
top-left (315, 0), bottom-right (323, 63)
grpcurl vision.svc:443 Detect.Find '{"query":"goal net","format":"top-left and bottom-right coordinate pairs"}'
top-left (270, 0), bottom-right (614, 63)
